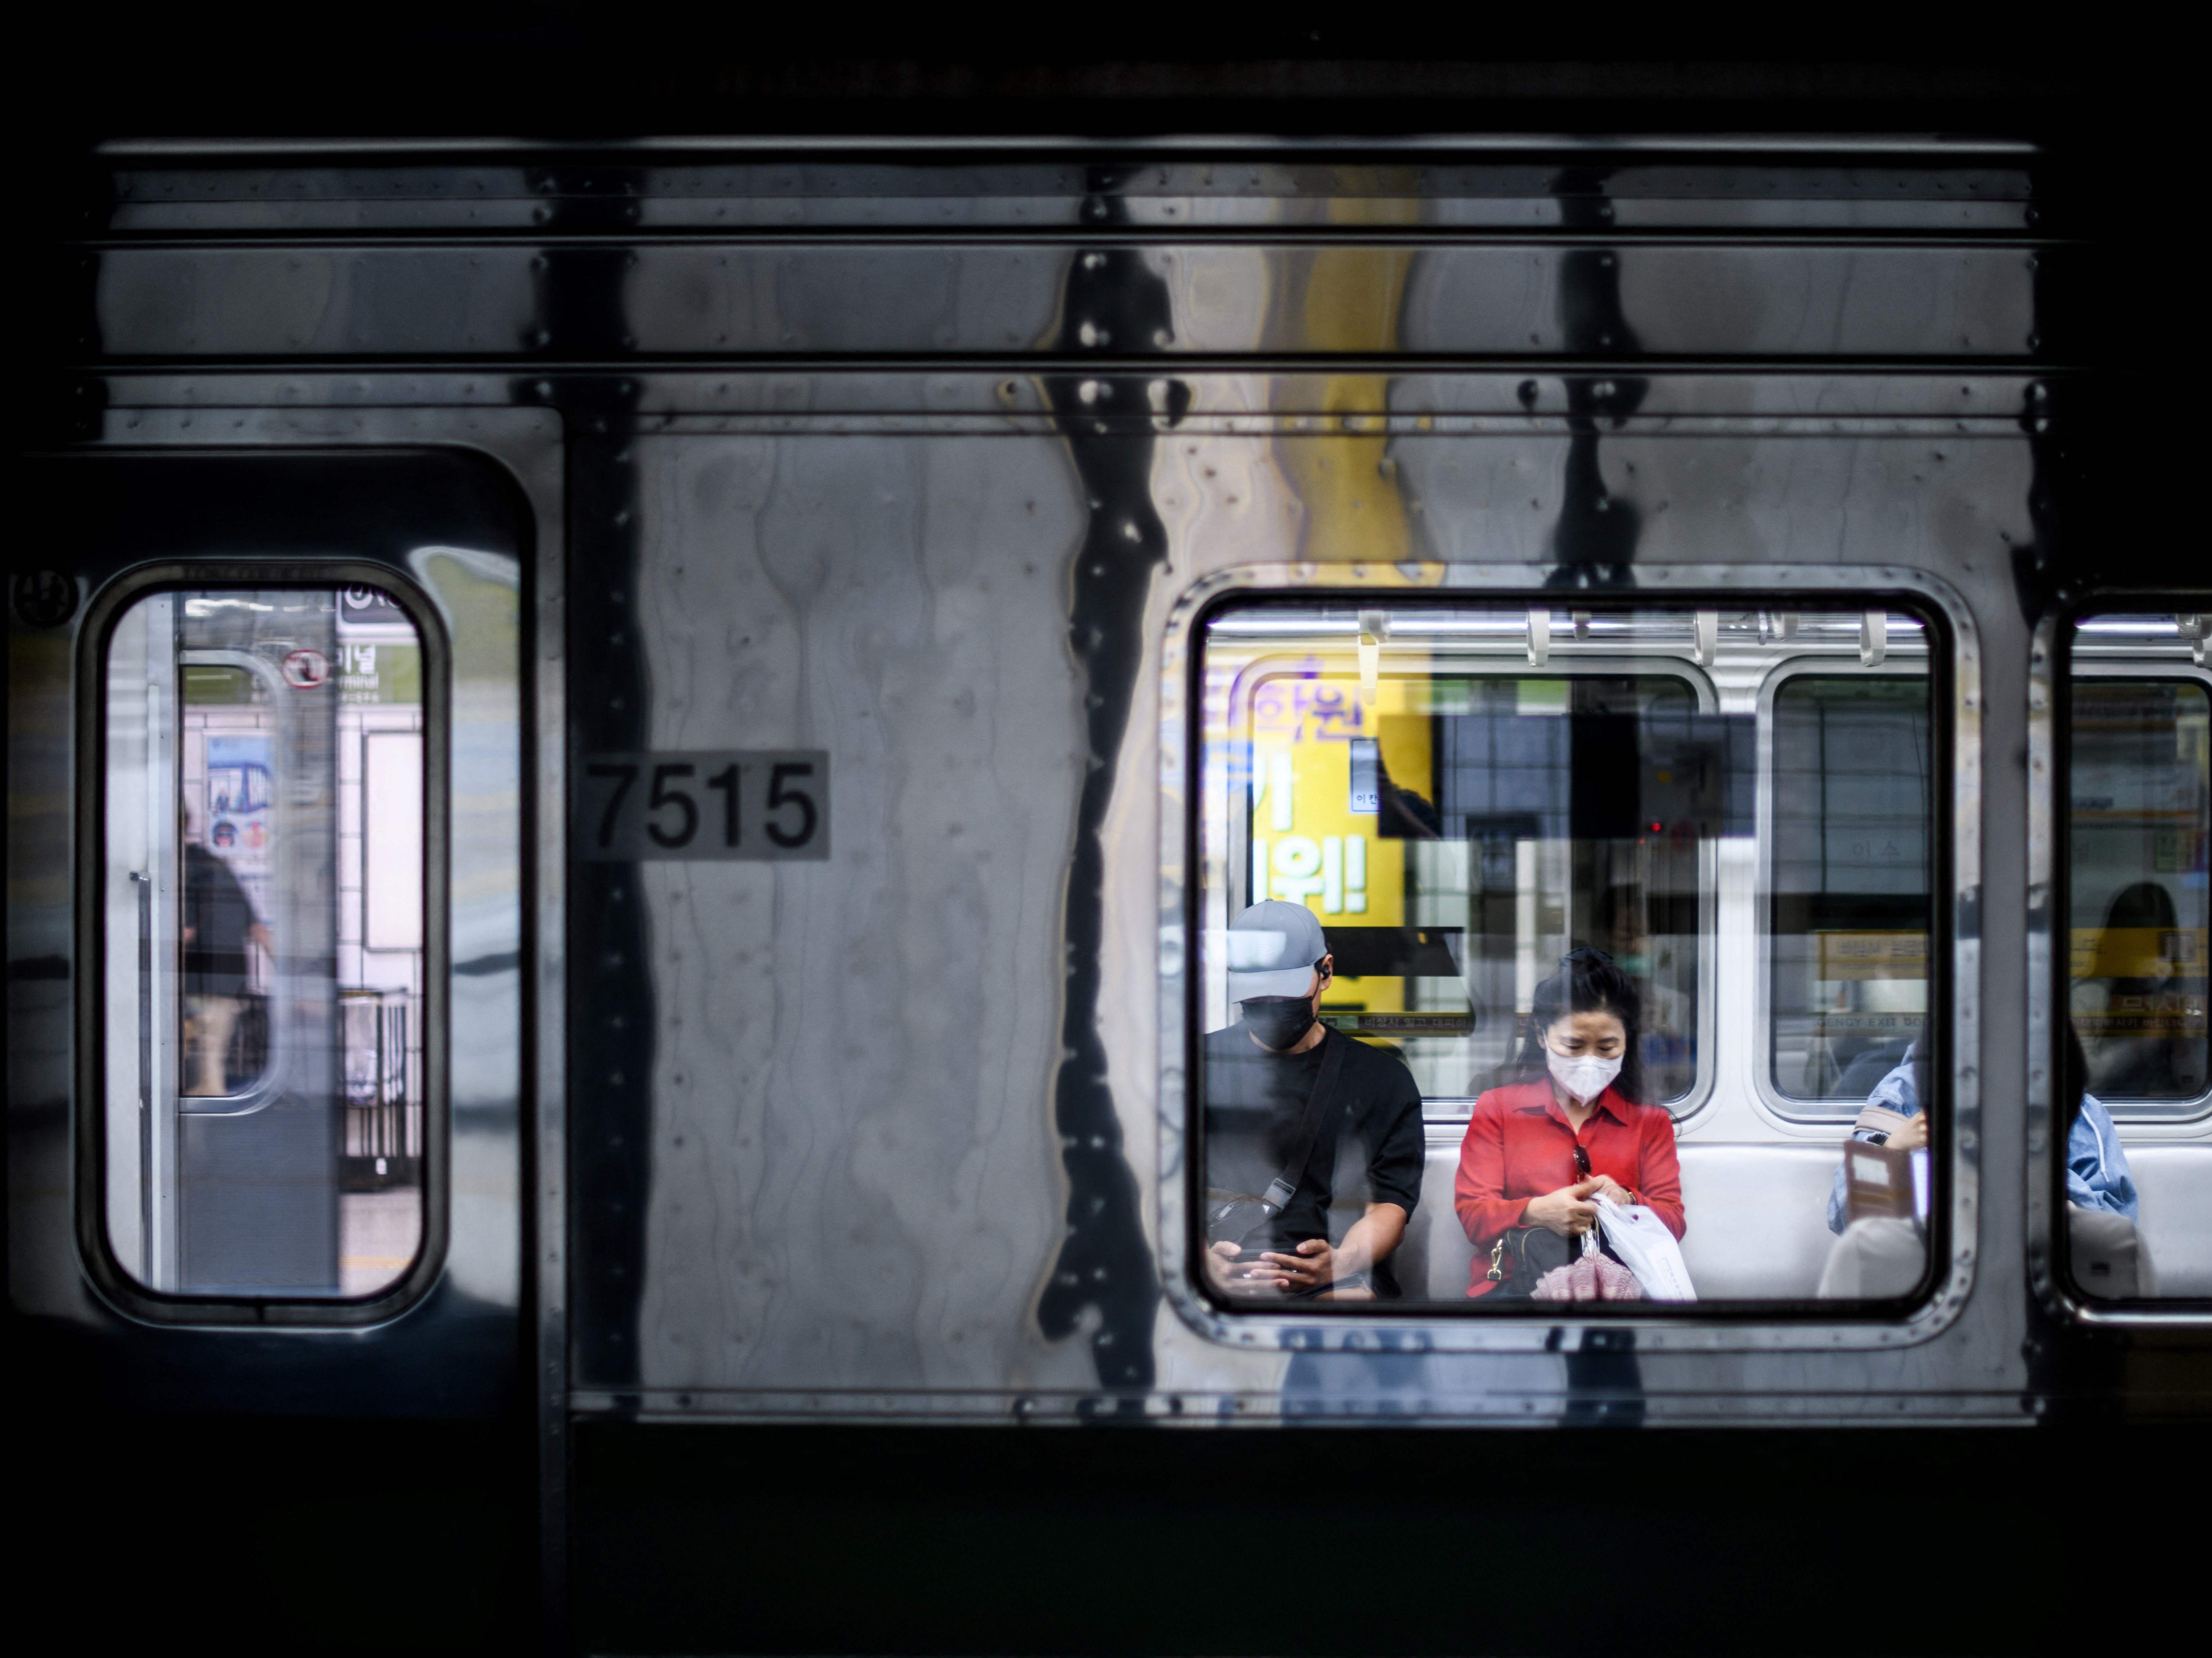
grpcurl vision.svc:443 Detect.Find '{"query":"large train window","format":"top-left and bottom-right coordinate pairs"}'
top-left (1766, 673), bottom-right (1933, 1105)
top-left (99, 585), bottom-right (431, 1300)
top-left (1195, 600), bottom-right (1938, 1309)
top-left (2062, 613), bottom-right (2210, 1302)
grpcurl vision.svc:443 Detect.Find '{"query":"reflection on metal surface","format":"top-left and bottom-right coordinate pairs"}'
top-left (90, 242), bottom-right (2043, 362)
top-left (1035, 177), bottom-right (1173, 1400)
top-left (1546, 168), bottom-right (1645, 584)
top-left (98, 157), bottom-right (2039, 235)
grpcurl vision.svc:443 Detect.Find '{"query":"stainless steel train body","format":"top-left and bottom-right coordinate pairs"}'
top-left (10, 138), bottom-right (2208, 1651)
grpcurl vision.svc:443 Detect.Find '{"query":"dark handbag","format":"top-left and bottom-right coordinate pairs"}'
top-left (226, 992), bottom-right (270, 1088)
top-left (1482, 1224), bottom-right (1575, 1299)
top-left (1203, 1030), bottom-right (1347, 1249)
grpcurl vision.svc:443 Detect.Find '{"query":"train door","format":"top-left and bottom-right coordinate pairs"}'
top-left (7, 448), bottom-right (539, 1650)
top-left (106, 590), bottom-right (353, 1295)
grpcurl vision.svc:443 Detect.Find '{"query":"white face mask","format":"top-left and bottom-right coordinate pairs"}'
top-left (1547, 1048), bottom-right (1622, 1103)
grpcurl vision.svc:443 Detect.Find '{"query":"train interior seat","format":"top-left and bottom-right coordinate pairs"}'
top-left (1392, 1131), bottom-right (2212, 1304)
top-left (2120, 1145), bottom-right (2212, 1297)
top-left (2068, 1202), bottom-right (2158, 1298)
top-left (1395, 1131), bottom-right (1845, 1302)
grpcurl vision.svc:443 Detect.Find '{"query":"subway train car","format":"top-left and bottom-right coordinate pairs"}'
top-left (8, 135), bottom-right (2210, 1652)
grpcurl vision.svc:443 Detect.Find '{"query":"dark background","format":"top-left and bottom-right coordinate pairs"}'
top-left (9, 14), bottom-right (2203, 1653)
top-left (10, 5), bottom-right (2193, 593)
top-left (0, 7), bottom-right (2137, 142)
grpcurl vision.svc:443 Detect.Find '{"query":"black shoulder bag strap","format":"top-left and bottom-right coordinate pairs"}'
top-left (1256, 1030), bottom-right (1348, 1217)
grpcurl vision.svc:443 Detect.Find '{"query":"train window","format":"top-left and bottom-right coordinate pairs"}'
top-left (1195, 600), bottom-right (1935, 1308)
top-left (1766, 675), bottom-right (1933, 1105)
top-left (100, 586), bottom-right (430, 1299)
top-left (2062, 614), bottom-right (2210, 1302)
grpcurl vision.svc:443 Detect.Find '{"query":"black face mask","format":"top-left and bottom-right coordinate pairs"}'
top-left (1241, 997), bottom-right (1317, 1051)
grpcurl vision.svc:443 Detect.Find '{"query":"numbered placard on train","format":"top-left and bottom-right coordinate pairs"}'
top-left (578, 751), bottom-right (829, 860)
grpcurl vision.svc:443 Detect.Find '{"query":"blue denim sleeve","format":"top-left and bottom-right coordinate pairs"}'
top-left (2066, 1096), bottom-right (2140, 1221)
top-left (1872, 1049), bottom-right (1919, 1115)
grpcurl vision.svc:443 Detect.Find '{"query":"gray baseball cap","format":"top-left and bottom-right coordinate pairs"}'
top-left (1226, 899), bottom-right (1329, 1002)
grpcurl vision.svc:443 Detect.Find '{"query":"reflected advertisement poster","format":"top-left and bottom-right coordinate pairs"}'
top-left (205, 732), bottom-right (274, 914)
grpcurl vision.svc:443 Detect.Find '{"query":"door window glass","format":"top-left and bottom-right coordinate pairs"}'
top-left (101, 586), bottom-right (429, 1299)
top-left (2062, 613), bottom-right (2210, 1302)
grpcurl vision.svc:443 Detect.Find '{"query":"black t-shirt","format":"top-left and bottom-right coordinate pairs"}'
top-left (183, 843), bottom-right (258, 997)
top-left (1202, 1022), bottom-right (1425, 1290)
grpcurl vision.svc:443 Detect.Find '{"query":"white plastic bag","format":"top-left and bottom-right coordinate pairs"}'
top-left (1593, 1195), bottom-right (1697, 1302)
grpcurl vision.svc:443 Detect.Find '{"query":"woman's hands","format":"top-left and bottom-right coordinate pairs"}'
top-left (1522, 1179), bottom-right (1603, 1238)
top-left (1582, 1172), bottom-right (1635, 1207)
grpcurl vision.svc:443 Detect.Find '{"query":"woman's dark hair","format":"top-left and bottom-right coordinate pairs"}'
top-left (2104, 880), bottom-right (2178, 933)
top-left (1515, 947), bottom-right (1647, 1105)
top-left (2103, 881), bottom-right (2180, 993)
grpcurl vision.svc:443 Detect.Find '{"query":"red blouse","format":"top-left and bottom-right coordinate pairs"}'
top-left (1453, 1080), bottom-right (1685, 1298)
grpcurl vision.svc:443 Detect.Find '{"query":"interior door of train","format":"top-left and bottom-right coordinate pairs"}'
top-left (6, 446), bottom-right (541, 1646)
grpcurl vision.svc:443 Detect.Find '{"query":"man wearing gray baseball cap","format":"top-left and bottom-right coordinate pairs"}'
top-left (1202, 900), bottom-right (1424, 1300)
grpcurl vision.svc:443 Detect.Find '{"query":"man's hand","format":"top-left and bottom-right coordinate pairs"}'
top-left (1522, 1179), bottom-right (1602, 1238)
top-left (1205, 1240), bottom-right (1288, 1298)
top-left (1203, 1239), bottom-right (1247, 1293)
top-left (1884, 1113), bottom-right (1929, 1153)
top-left (1255, 1238), bottom-right (1331, 1293)
top-left (247, 922), bottom-right (274, 956)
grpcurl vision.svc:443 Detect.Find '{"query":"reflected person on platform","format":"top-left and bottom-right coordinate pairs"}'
top-left (181, 805), bottom-right (271, 1097)
top-left (1201, 901), bottom-right (1425, 1301)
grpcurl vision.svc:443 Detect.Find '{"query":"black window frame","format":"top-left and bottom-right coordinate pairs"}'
top-left (1184, 587), bottom-right (1958, 1322)
top-left (74, 562), bottom-right (452, 1327)
top-left (2048, 595), bottom-right (2212, 1317)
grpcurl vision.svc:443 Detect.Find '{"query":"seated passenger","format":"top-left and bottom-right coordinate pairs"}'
top-left (1202, 900), bottom-right (1425, 1301)
top-left (2057, 1023), bottom-right (2155, 1296)
top-left (1454, 948), bottom-right (1685, 1299)
top-left (1824, 1030), bottom-right (2138, 1235)
top-left (1817, 1035), bottom-right (1929, 1295)
top-left (2079, 881), bottom-right (2203, 1099)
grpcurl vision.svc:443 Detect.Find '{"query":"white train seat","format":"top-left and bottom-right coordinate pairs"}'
top-left (2120, 1145), bottom-right (2212, 1297)
top-left (1394, 1131), bottom-right (1848, 1303)
top-left (2069, 1203), bottom-right (2159, 1298)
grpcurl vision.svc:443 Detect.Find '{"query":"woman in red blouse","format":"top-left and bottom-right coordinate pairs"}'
top-left (1455, 948), bottom-right (1685, 1298)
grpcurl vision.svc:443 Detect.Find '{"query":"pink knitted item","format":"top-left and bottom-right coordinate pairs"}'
top-left (1531, 1251), bottom-right (1644, 1302)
